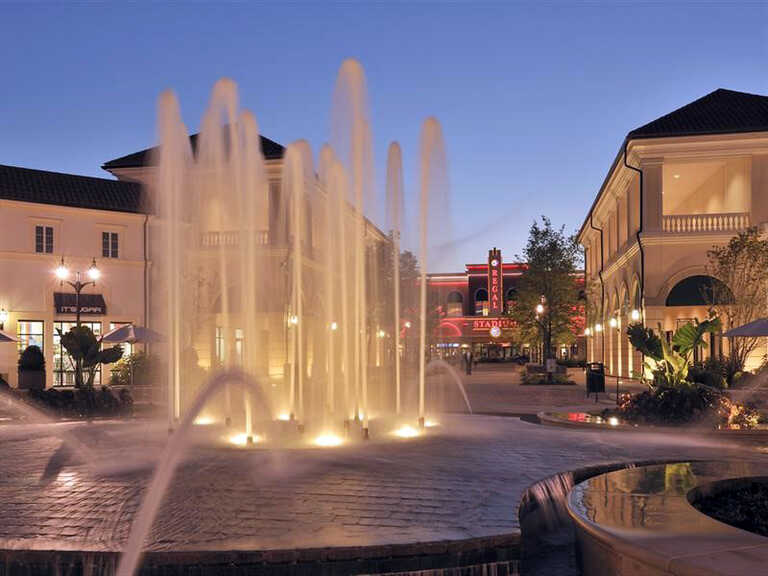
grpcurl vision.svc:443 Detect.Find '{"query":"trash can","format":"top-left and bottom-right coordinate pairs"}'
top-left (586, 362), bottom-right (605, 396)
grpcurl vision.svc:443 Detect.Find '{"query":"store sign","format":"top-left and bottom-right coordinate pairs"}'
top-left (54, 293), bottom-right (107, 315)
top-left (472, 318), bottom-right (514, 331)
top-left (487, 248), bottom-right (503, 314)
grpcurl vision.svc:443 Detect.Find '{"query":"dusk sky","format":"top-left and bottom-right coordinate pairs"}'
top-left (1, 3), bottom-right (766, 270)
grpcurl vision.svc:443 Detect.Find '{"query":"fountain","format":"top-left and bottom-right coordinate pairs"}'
top-left (147, 58), bottom-right (461, 446)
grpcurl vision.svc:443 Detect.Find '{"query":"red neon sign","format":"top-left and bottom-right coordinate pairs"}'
top-left (488, 248), bottom-right (503, 315)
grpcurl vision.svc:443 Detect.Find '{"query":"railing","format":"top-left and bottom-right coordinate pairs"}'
top-left (200, 230), bottom-right (270, 248)
top-left (662, 212), bottom-right (749, 234)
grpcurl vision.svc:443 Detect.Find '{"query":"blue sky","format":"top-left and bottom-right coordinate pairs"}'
top-left (1, 3), bottom-right (766, 270)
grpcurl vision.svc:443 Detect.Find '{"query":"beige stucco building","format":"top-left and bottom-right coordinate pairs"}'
top-left (0, 165), bottom-right (146, 388)
top-left (579, 88), bottom-right (768, 377)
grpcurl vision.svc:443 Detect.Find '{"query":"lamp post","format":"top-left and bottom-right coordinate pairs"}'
top-left (534, 296), bottom-right (553, 380)
top-left (55, 258), bottom-right (100, 327)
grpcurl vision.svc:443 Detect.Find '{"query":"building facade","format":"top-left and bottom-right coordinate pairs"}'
top-left (578, 89), bottom-right (768, 377)
top-left (427, 248), bottom-right (586, 362)
top-left (0, 165), bottom-right (146, 388)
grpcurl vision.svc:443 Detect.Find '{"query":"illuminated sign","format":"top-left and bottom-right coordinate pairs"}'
top-left (489, 326), bottom-right (501, 338)
top-left (487, 248), bottom-right (503, 315)
top-left (472, 318), bottom-right (514, 331)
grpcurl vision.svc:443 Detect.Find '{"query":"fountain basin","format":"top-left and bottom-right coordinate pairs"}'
top-left (567, 461), bottom-right (768, 576)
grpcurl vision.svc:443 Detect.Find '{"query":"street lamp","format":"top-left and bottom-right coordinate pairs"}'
top-left (630, 309), bottom-right (641, 322)
top-left (54, 258), bottom-right (100, 327)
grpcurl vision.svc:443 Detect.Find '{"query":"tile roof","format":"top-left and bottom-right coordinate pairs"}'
top-left (0, 164), bottom-right (143, 213)
top-left (628, 88), bottom-right (768, 139)
top-left (102, 133), bottom-right (285, 170)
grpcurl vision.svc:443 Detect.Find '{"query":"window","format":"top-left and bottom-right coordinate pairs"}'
top-left (17, 321), bottom-right (44, 354)
top-left (663, 159), bottom-right (749, 216)
top-left (446, 292), bottom-right (463, 317)
top-left (54, 321), bottom-right (101, 386)
top-left (474, 289), bottom-right (489, 316)
top-left (102, 232), bottom-right (119, 258)
top-left (235, 328), bottom-right (244, 366)
top-left (35, 225), bottom-right (53, 253)
top-left (215, 326), bottom-right (225, 365)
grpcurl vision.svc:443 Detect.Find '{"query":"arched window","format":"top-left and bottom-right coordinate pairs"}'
top-left (666, 275), bottom-right (734, 307)
top-left (474, 288), bottom-right (488, 316)
top-left (446, 291), bottom-right (464, 317)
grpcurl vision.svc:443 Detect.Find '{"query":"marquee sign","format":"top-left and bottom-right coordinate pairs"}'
top-left (488, 248), bottom-right (503, 315)
top-left (472, 318), bottom-right (514, 331)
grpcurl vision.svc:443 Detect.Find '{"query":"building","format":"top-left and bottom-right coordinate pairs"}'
top-left (427, 248), bottom-right (586, 362)
top-left (0, 164), bottom-right (146, 387)
top-left (578, 88), bottom-right (768, 377)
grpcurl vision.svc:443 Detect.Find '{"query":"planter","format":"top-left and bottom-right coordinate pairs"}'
top-left (18, 370), bottom-right (44, 391)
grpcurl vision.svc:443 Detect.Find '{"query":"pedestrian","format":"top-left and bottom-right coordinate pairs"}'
top-left (466, 349), bottom-right (473, 375)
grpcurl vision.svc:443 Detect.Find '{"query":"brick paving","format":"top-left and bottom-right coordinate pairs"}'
top-left (0, 365), bottom-right (764, 555)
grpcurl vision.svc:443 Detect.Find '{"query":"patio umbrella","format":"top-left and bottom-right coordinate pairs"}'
top-left (0, 330), bottom-right (18, 343)
top-left (101, 324), bottom-right (163, 344)
top-left (723, 318), bottom-right (768, 337)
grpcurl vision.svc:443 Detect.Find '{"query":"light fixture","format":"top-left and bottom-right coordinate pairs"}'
top-left (404, 321), bottom-right (412, 329)
top-left (330, 321), bottom-right (338, 331)
top-left (630, 309), bottom-right (641, 322)
top-left (535, 303), bottom-right (544, 315)
top-left (0, 308), bottom-right (7, 330)
top-left (584, 327), bottom-right (591, 336)
top-left (673, 173), bottom-right (680, 179)
top-left (609, 317), bottom-right (618, 328)
top-left (289, 315), bottom-right (299, 326)
top-left (87, 259), bottom-right (100, 281)
top-left (55, 258), bottom-right (69, 281)
top-left (594, 323), bottom-right (603, 333)
top-left (377, 329), bottom-right (386, 338)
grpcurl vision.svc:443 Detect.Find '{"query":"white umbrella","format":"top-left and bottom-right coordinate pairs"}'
top-left (0, 330), bottom-right (18, 343)
top-left (723, 318), bottom-right (768, 338)
top-left (102, 324), bottom-right (163, 344)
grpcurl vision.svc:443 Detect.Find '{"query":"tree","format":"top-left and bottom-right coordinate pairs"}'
top-left (59, 326), bottom-right (124, 389)
top-left (512, 216), bottom-right (582, 365)
top-left (707, 227), bottom-right (768, 373)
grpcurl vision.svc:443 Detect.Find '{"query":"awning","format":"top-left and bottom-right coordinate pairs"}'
top-left (54, 293), bottom-right (107, 315)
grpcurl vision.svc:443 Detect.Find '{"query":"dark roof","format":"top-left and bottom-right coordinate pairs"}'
top-left (102, 133), bottom-right (285, 170)
top-left (0, 164), bottom-right (142, 213)
top-left (628, 88), bottom-right (768, 139)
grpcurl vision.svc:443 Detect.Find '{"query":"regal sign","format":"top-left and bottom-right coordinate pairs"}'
top-left (488, 248), bottom-right (503, 315)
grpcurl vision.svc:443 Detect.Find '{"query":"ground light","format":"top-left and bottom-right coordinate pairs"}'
top-left (313, 433), bottom-right (343, 447)
top-left (392, 425), bottom-right (420, 438)
top-left (194, 416), bottom-right (215, 426)
top-left (424, 419), bottom-right (439, 428)
top-left (227, 433), bottom-right (262, 446)
top-left (276, 413), bottom-right (290, 421)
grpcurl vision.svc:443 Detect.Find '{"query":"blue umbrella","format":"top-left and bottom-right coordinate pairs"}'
top-left (723, 318), bottom-right (768, 337)
top-left (101, 324), bottom-right (163, 344)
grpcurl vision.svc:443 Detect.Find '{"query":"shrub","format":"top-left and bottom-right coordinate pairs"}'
top-left (27, 384), bottom-right (133, 418)
top-left (110, 351), bottom-right (158, 387)
top-left (605, 385), bottom-right (759, 428)
top-left (18, 345), bottom-right (45, 371)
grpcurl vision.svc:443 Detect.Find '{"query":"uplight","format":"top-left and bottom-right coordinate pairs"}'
top-left (194, 416), bottom-right (215, 426)
top-left (277, 413), bottom-right (290, 421)
top-left (313, 433), bottom-right (343, 447)
top-left (227, 433), bottom-right (261, 446)
top-left (393, 425), bottom-right (420, 438)
top-left (424, 419), bottom-right (440, 428)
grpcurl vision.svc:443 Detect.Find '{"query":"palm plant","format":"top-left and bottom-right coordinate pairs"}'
top-left (58, 326), bottom-right (124, 389)
top-left (627, 318), bottom-right (721, 389)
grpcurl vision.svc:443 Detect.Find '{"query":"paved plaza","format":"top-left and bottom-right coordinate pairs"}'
top-left (0, 364), bottom-right (764, 558)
